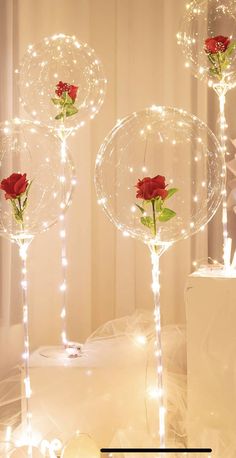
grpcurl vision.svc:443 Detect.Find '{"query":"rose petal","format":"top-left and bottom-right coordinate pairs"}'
top-left (14, 174), bottom-right (28, 195)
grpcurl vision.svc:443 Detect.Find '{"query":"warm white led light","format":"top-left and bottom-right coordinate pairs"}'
top-left (60, 308), bottom-right (66, 319)
top-left (150, 247), bottom-right (165, 447)
top-left (62, 257), bottom-right (68, 267)
top-left (20, 245), bottom-right (33, 450)
top-left (60, 282), bottom-right (67, 292)
top-left (135, 335), bottom-right (147, 345)
top-left (217, 90), bottom-right (232, 269)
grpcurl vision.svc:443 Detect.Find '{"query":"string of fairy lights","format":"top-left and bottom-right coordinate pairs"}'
top-left (57, 128), bottom-right (81, 357)
top-left (19, 243), bottom-right (33, 455)
top-left (59, 130), bottom-right (69, 348)
top-left (217, 88), bottom-right (231, 269)
top-left (150, 246), bottom-right (166, 448)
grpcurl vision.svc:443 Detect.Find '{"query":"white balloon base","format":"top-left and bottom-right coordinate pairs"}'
top-left (192, 263), bottom-right (236, 278)
top-left (17, 313), bottom-right (186, 449)
top-left (185, 271), bottom-right (236, 457)
top-left (39, 343), bottom-right (84, 360)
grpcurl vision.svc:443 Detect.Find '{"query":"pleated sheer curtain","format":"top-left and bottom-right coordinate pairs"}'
top-left (1, 0), bottom-right (226, 376)
top-left (0, 0), bottom-right (23, 378)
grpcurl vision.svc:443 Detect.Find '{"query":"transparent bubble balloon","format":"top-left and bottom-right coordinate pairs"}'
top-left (18, 34), bottom-right (107, 132)
top-left (95, 106), bottom-right (224, 250)
top-left (177, 0), bottom-right (236, 89)
top-left (0, 119), bottom-right (74, 245)
top-left (61, 433), bottom-right (100, 458)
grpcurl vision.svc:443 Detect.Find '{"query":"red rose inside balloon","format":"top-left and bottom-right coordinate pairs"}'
top-left (52, 81), bottom-right (79, 120)
top-left (204, 35), bottom-right (236, 80)
top-left (136, 175), bottom-right (168, 200)
top-left (0, 173), bottom-right (31, 225)
top-left (135, 175), bottom-right (178, 236)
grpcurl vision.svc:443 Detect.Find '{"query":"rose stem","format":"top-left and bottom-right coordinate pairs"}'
top-left (217, 52), bottom-right (222, 80)
top-left (152, 199), bottom-right (157, 237)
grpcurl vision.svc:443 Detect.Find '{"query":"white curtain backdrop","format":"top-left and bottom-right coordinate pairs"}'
top-left (0, 0), bottom-right (23, 379)
top-left (0, 0), bottom-right (225, 376)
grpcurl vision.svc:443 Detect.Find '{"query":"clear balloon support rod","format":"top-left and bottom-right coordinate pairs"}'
top-left (58, 125), bottom-right (82, 358)
top-left (19, 242), bottom-right (33, 457)
top-left (214, 83), bottom-right (232, 270)
top-left (149, 244), bottom-right (166, 447)
top-left (59, 129), bottom-right (69, 348)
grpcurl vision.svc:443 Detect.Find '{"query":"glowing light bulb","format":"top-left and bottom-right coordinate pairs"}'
top-left (62, 257), bottom-right (68, 267)
top-left (60, 282), bottom-right (67, 292)
top-left (135, 335), bottom-right (147, 345)
top-left (60, 230), bottom-right (66, 238)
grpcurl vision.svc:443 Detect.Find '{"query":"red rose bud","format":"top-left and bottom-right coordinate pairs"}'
top-left (55, 81), bottom-right (69, 97)
top-left (204, 35), bottom-right (230, 54)
top-left (68, 84), bottom-right (78, 101)
top-left (0, 173), bottom-right (28, 200)
top-left (136, 175), bottom-right (168, 200)
top-left (55, 81), bottom-right (78, 101)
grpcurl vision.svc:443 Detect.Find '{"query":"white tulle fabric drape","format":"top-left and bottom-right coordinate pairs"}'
top-left (0, 311), bottom-right (187, 456)
top-left (3, 311), bottom-right (233, 457)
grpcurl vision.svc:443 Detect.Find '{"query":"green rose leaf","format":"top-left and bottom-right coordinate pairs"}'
top-left (10, 200), bottom-right (23, 222)
top-left (225, 42), bottom-right (236, 57)
top-left (62, 92), bottom-right (73, 104)
top-left (166, 188), bottom-right (178, 199)
top-left (66, 106), bottom-right (78, 117)
top-left (55, 113), bottom-right (64, 120)
top-left (140, 216), bottom-right (154, 229)
top-left (209, 67), bottom-right (220, 76)
top-left (136, 204), bottom-right (145, 214)
top-left (155, 197), bottom-right (163, 212)
top-left (51, 97), bottom-right (63, 106)
top-left (207, 54), bottom-right (217, 65)
top-left (158, 208), bottom-right (176, 222)
top-left (22, 199), bottom-right (27, 210)
top-left (25, 180), bottom-right (32, 197)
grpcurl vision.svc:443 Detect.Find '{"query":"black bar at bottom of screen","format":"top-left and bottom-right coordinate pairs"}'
top-left (100, 448), bottom-right (212, 454)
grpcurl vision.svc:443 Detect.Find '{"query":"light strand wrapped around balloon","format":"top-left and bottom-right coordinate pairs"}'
top-left (18, 34), bottom-right (107, 357)
top-left (17, 34), bottom-right (107, 133)
top-left (0, 119), bottom-right (74, 457)
top-left (177, 0), bottom-right (236, 271)
top-left (95, 106), bottom-right (224, 446)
